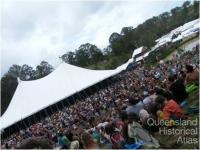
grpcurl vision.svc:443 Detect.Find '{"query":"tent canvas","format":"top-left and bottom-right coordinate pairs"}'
top-left (132, 47), bottom-right (143, 58)
top-left (0, 62), bottom-right (133, 131)
top-left (155, 18), bottom-right (199, 46)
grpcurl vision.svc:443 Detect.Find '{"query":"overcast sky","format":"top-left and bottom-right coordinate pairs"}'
top-left (1, 0), bottom-right (185, 76)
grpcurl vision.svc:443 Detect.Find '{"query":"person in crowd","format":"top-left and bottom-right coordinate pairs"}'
top-left (104, 123), bottom-right (125, 149)
top-left (155, 95), bottom-right (185, 120)
top-left (178, 70), bottom-right (187, 84)
top-left (97, 126), bottom-right (112, 149)
top-left (57, 132), bottom-right (70, 149)
top-left (126, 96), bottom-right (144, 116)
top-left (185, 64), bottom-right (199, 84)
top-left (16, 138), bottom-right (52, 149)
top-left (81, 132), bottom-right (99, 149)
top-left (168, 75), bottom-right (188, 106)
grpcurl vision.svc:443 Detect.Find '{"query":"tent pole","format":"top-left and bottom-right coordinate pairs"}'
top-left (22, 120), bottom-right (28, 129)
top-left (66, 98), bottom-right (71, 107)
top-left (83, 90), bottom-right (89, 98)
top-left (33, 114), bottom-right (37, 123)
top-left (71, 95), bottom-right (76, 104)
top-left (27, 117), bottom-right (31, 127)
top-left (41, 111), bottom-right (45, 119)
top-left (61, 100), bottom-right (65, 109)
top-left (8, 127), bottom-right (10, 138)
top-left (55, 103), bottom-right (59, 112)
top-left (76, 93), bottom-right (82, 102)
top-left (38, 111), bottom-right (42, 121)
top-left (16, 123), bottom-right (20, 132)
top-left (44, 108), bottom-right (49, 117)
top-left (50, 106), bottom-right (54, 115)
top-left (29, 117), bottom-right (33, 126)
top-left (89, 86), bottom-right (93, 95)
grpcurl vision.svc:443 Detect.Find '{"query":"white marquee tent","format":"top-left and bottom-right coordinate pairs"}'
top-left (154, 18), bottom-right (199, 48)
top-left (132, 47), bottom-right (144, 58)
top-left (0, 62), bottom-right (132, 131)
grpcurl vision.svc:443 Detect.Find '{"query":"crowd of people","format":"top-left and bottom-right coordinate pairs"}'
top-left (1, 44), bottom-right (199, 149)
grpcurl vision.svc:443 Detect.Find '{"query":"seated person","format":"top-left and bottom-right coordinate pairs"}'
top-left (155, 95), bottom-right (184, 120)
top-left (16, 138), bottom-right (52, 149)
top-left (57, 132), bottom-right (70, 149)
top-left (122, 112), bottom-right (160, 148)
top-left (104, 123), bottom-right (125, 149)
top-left (126, 96), bottom-right (144, 116)
top-left (168, 75), bottom-right (188, 104)
top-left (81, 132), bottom-right (99, 149)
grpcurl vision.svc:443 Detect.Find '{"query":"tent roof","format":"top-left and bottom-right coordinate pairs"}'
top-left (155, 18), bottom-right (199, 46)
top-left (143, 51), bottom-right (150, 58)
top-left (0, 62), bottom-right (132, 130)
top-left (132, 47), bottom-right (143, 58)
top-left (135, 55), bottom-right (143, 62)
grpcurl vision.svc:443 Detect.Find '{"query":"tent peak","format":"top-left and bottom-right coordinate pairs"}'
top-left (17, 77), bottom-right (22, 83)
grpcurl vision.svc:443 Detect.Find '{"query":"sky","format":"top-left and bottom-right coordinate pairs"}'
top-left (1, 0), bottom-right (185, 76)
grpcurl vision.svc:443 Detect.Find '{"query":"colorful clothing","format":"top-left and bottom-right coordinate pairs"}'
top-left (162, 100), bottom-right (183, 120)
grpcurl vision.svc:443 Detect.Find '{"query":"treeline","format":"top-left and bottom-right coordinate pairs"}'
top-left (1, 1), bottom-right (199, 115)
top-left (60, 1), bottom-right (199, 69)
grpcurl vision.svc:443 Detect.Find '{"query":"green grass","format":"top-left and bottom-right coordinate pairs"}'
top-left (154, 90), bottom-right (199, 149)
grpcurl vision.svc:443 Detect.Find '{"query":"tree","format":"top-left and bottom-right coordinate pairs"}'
top-left (87, 44), bottom-right (104, 64)
top-left (170, 7), bottom-right (181, 16)
top-left (35, 61), bottom-right (54, 78)
top-left (20, 64), bottom-right (35, 80)
top-left (109, 32), bottom-right (122, 44)
top-left (75, 48), bottom-right (90, 67)
top-left (103, 45), bottom-right (112, 55)
top-left (1, 74), bottom-right (18, 115)
top-left (75, 43), bottom-right (103, 66)
top-left (183, 1), bottom-right (191, 9)
top-left (7, 64), bottom-right (22, 78)
top-left (59, 52), bottom-right (76, 65)
top-left (60, 43), bottom-right (104, 67)
top-left (120, 26), bottom-right (133, 35)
